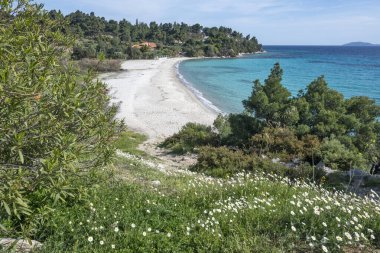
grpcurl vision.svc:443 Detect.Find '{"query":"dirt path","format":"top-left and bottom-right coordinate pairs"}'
top-left (138, 140), bottom-right (197, 171)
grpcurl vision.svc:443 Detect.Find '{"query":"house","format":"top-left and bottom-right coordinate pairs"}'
top-left (132, 42), bottom-right (157, 49)
top-left (140, 42), bottom-right (157, 48)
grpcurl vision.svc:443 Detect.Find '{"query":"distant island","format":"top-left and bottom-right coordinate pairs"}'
top-left (343, 42), bottom-right (380, 46)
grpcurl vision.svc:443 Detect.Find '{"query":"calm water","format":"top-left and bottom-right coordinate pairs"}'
top-left (178, 46), bottom-right (380, 113)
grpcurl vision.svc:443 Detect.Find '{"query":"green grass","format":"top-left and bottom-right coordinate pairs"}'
top-left (32, 154), bottom-right (380, 253)
top-left (113, 130), bottom-right (148, 157)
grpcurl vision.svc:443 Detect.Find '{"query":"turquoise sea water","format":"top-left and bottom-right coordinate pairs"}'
top-left (178, 46), bottom-right (380, 113)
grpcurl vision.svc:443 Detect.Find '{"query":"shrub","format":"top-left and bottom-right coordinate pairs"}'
top-left (222, 113), bottom-right (263, 147)
top-left (160, 123), bottom-right (217, 154)
top-left (0, 1), bottom-right (124, 237)
top-left (191, 146), bottom-right (250, 177)
top-left (76, 58), bottom-right (122, 73)
top-left (191, 146), bottom-right (325, 181)
top-left (317, 138), bottom-right (366, 170)
top-left (250, 127), bottom-right (303, 159)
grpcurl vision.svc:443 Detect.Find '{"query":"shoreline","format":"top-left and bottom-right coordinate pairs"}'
top-left (102, 57), bottom-right (218, 143)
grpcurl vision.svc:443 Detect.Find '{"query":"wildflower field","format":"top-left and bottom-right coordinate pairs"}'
top-left (37, 143), bottom-right (380, 252)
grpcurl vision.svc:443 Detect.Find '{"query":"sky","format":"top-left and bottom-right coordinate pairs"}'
top-left (36, 0), bottom-right (380, 45)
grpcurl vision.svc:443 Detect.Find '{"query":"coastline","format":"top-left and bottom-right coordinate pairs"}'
top-left (101, 57), bottom-right (218, 143)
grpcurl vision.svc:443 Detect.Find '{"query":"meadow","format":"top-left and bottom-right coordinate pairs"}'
top-left (35, 133), bottom-right (380, 253)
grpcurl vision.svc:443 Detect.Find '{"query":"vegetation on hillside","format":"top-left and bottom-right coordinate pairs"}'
top-left (162, 63), bottom-right (380, 175)
top-left (35, 154), bottom-right (380, 253)
top-left (47, 10), bottom-right (262, 60)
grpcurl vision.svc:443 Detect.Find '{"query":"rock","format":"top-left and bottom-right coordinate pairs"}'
top-left (315, 161), bottom-right (335, 175)
top-left (322, 166), bottom-right (335, 175)
top-left (0, 238), bottom-right (42, 253)
top-left (151, 180), bottom-right (161, 187)
top-left (347, 169), bottom-right (369, 177)
top-left (271, 158), bottom-right (280, 164)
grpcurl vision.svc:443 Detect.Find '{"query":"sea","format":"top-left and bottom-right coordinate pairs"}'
top-left (178, 46), bottom-right (380, 113)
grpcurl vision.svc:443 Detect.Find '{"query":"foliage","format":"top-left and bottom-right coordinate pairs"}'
top-left (242, 63), bottom-right (380, 170)
top-left (47, 10), bottom-right (262, 60)
top-left (243, 63), bottom-right (292, 126)
top-left (317, 138), bottom-right (366, 170)
top-left (191, 146), bottom-right (325, 181)
top-left (0, 0), bottom-right (123, 237)
top-left (36, 156), bottom-right (380, 252)
top-left (191, 146), bottom-right (251, 177)
top-left (159, 123), bottom-right (217, 154)
top-left (164, 63), bottom-right (380, 175)
top-left (114, 130), bottom-right (148, 157)
top-left (76, 58), bottom-right (122, 73)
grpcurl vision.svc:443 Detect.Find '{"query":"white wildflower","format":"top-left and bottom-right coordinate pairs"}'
top-left (345, 232), bottom-right (352, 240)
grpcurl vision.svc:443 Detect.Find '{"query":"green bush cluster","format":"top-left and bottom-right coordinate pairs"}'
top-left (160, 123), bottom-right (216, 154)
top-left (0, 1), bottom-right (123, 237)
top-left (164, 63), bottom-right (380, 177)
top-left (191, 146), bottom-right (325, 180)
top-left (75, 58), bottom-right (122, 73)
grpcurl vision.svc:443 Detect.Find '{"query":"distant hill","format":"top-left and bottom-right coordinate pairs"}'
top-left (48, 10), bottom-right (262, 60)
top-left (343, 42), bottom-right (380, 46)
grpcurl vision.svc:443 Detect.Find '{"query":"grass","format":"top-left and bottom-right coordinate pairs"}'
top-left (113, 130), bottom-right (148, 157)
top-left (6, 131), bottom-right (377, 252)
top-left (32, 153), bottom-right (380, 252)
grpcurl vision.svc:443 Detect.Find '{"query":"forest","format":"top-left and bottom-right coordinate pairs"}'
top-left (48, 10), bottom-right (262, 60)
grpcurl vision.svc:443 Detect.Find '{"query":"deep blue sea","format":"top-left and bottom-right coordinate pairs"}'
top-left (178, 46), bottom-right (380, 113)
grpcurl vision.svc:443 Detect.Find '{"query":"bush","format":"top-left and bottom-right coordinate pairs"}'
top-left (160, 123), bottom-right (217, 154)
top-left (250, 127), bottom-right (303, 159)
top-left (221, 113), bottom-right (263, 147)
top-left (76, 58), bottom-right (122, 73)
top-left (191, 146), bottom-right (325, 181)
top-left (191, 146), bottom-right (250, 177)
top-left (0, 1), bottom-right (124, 237)
top-left (317, 138), bottom-right (366, 170)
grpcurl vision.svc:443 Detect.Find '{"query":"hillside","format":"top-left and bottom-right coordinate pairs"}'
top-left (343, 42), bottom-right (380, 46)
top-left (48, 10), bottom-right (263, 60)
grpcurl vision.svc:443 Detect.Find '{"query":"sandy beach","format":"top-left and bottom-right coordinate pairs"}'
top-left (102, 58), bottom-right (218, 143)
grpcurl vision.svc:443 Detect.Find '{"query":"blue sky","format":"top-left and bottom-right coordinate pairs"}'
top-left (37, 0), bottom-right (380, 45)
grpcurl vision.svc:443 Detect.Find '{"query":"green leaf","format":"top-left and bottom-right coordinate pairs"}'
top-left (18, 150), bottom-right (24, 164)
top-left (0, 223), bottom-right (7, 232)
top-left (3, 202), bottom-right (11, 216)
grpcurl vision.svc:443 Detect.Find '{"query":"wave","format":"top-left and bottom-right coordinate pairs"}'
top-left (176, 62), bottom-right (222, 114)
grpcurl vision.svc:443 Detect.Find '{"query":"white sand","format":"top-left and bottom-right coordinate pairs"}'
top-left (102, 58), bottom-right (218, 142)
